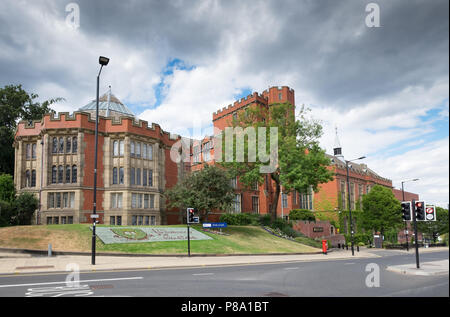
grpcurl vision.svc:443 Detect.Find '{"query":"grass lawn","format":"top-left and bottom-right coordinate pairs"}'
top-left (0, 224), bottom-right (320, 255)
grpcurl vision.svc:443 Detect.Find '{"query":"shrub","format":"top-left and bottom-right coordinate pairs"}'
top-left (220, 213), bottom-right (253, 225)
top-left (289, 209), bottom-right (316, 222)
top-left (259, 214), bottom-right (271, 226)
top-left (344, 233), bottom-right (372, 246)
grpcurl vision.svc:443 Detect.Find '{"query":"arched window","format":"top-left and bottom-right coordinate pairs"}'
top-left (131, 141), bottom-right (135, 157)
top-left (59, 137), bottom-right (64, 153)
top-left (66, 137), bottom-right (71, 153)
top-left (72, 136), bottom-right (77, 153)
top-left (51, 166), bottom-right (57, 183)
top-left (113, 140), bottom-right (119, 156)
top-left (58, 165), bottom-right (63, 183)
top-left (66, 165), bottom-right (71, 183)
top-left (25, 170), bottom-right (30, 187)
top-left (72, 165), bottom-right (77, 183)
top-left (31, 170), bottom-right (36, 187)
top-left (112, 167), bottom-right (118, 184)
top-left (32, 143), bottom-right (36, 159)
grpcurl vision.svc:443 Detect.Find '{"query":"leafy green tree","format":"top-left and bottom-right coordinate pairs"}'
top-left (361, 185), bottom-right (403, 238)
top-left (417, 207), bottom-right (449, 243)
top-left (13, 192), bottom-right (39, 225)
top-left (0, 173), bottom-right (15, 202)
top-left (0, 200), bottom-right (14, 227)
top-left (219, 103), bottom-right (334, 221)
top-left (165, 164), bottom-right (235, 222)
top-left (0, 84), bottom-right (61, 174)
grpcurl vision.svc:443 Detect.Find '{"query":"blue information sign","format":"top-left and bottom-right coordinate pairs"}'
top-left (202, 222), bottom-right (227, 228)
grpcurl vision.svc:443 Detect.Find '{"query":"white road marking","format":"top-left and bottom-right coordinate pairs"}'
top-left (0, 276), bottom-right (143, 289)
top-left (25, 285), bottom-right (94, 297)
top-left (192, 273), bottom-right (214, 276)
top-left (284, 267), bottom-right (299, 270)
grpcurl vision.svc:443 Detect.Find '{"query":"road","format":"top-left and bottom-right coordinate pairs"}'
top-left (0, 250), bottom-right (447, 298)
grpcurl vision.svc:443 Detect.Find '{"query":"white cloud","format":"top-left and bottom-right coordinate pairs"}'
top-left (368, 138), bottom-right (449, 208)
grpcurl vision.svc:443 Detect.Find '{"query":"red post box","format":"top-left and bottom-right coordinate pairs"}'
top-left (322, 239), bottom-right (328, 255)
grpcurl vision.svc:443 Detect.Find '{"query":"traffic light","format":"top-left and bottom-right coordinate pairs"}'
top-left (401, 201), bottom-right (411, 221)
top-left (415, 201), bottom-right (425, 221)
top-left (187, 208), bottom-right (195, 223)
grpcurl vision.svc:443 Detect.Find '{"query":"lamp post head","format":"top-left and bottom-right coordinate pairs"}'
top-left (99, 56), bottom-right (110, 66)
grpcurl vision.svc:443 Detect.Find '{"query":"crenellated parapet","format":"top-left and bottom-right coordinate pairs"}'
top-left (15, 111), bottom-right (181, 146)
top-left (212, 86), bottom-right (295, 123)
top-left (212, 91), bottom-right (268, 122)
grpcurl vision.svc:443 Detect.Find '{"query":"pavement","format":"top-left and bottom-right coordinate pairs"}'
top-left (386, 259), bottom-right (449, 276)
top-left (0, 247), bottom-right (448, 275)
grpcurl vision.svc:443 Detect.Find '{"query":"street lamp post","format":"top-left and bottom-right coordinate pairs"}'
top-left (401, 178), bottom-right (419, 252)
top-left (345, 156), bottom-right (366, 256)
top-left (92, 56), bottom-right (109, 266)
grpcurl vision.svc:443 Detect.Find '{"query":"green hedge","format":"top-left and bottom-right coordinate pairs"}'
top-left (344, 233), bottom-right (373, 246)
top-left (289, 209), bottom-right (316, 222)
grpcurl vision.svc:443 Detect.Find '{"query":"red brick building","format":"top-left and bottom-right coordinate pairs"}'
top-left (14, 90), bottom-right (186, 225)
top-left (191, 86), bottom-right (408, 223)
top-left (14, 86), bottom-right (420, 230)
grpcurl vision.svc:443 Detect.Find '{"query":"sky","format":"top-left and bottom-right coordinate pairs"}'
top-left (0, 0), bottom-right (448, 207)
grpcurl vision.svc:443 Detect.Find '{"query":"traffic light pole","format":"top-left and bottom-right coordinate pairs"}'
top-left (187, 223), bottom-right (191, 257)
top-left (401, 182), bottom-right (409, 252)
top-left (412, 199), bottom-right (420, 269)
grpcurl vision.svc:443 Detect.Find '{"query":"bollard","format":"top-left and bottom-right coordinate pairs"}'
top-left (346, 245), bottom-right (348, 250)
top-left (357, 245), bottom-right (360, 252)
top-left (338, 243), bottom-right (341, 249)
top-left (48, 243), bottom-right (52, 257)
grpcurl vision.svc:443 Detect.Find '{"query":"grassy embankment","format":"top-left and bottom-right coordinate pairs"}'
top-left (0, 224), bottom-right (320, 255)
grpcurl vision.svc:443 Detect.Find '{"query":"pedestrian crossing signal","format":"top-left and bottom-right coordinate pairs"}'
top-left (187, 208), bottom-right (198, 224)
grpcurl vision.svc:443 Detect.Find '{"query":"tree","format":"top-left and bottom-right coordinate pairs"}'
top-left (165, 164), bottom-right (235, 222)
top-left (0, 200), bottom-right (14, 227)
top-left (361, 185), bottom-right (403, 238)
top-left (218, 103), bottom-right (334, 221)
top-left (13, 192), bottom-right (39, 225)
top-left (0, 173), bottom-right (15, 202)
top-left (417, 207), bottom-right (449, 243)
top-left (0, 84), bottom-right (61, 175)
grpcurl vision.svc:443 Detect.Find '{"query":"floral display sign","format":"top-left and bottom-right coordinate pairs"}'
top-left (93, 227), bottom-right (213, 244)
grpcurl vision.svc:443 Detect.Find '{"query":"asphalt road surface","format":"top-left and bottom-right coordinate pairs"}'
top-left (0, 250), bottom-right (447, 298)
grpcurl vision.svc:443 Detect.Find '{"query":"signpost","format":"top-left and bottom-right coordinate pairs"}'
top-left (412, 199), bottom-right (420, 269)
top-left (202, 223), bottom-right (227, 228)
top-left (186, 208), bottom-right (199, 257)
top-left (425, 205), bottom-right (436, 221)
